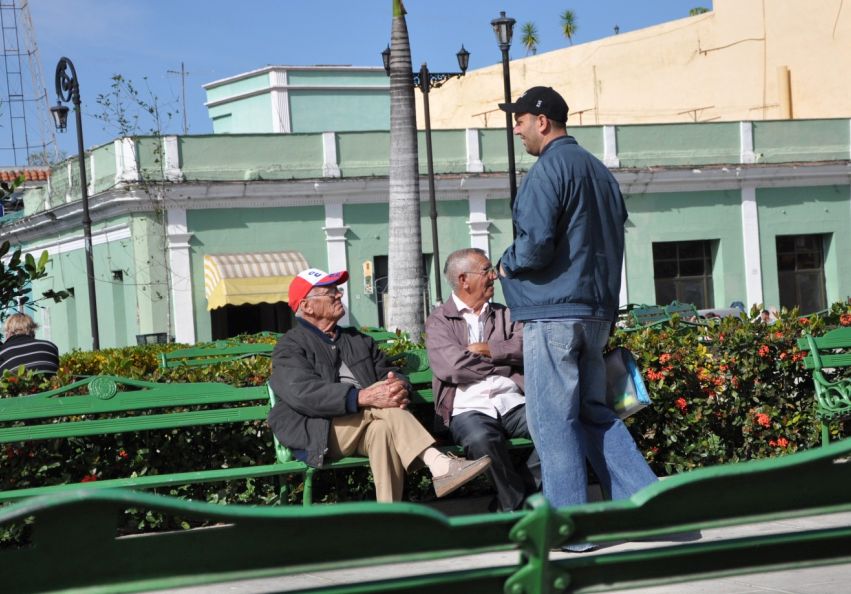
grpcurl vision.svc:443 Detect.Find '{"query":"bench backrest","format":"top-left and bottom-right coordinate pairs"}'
top-left (664, 300), bottom-right (700, 320)
top-left (159, 341), bottom-right (275, 368)
top-left (4, 438), bottom-right (850, 594)
top-left (797, 327), bottom-right (851, 371)
top-left (629, 304), bottom-right (669, 327)
top-left (0, 375), bottom-right (268, 444)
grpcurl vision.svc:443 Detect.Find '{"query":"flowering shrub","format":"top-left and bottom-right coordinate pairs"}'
top-left (616, 302), bottom-right (851, 475)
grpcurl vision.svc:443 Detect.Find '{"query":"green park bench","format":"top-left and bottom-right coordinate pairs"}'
top-left (159, 339), bottom-right (276, 369)
top-left (627, 304), bottom-right (670, 329)
top-left (664, 300), bottom-right (704, 323)
top-left (158, 329), bottom-right (396, 369)
top-left (625, 301), bottom-right (705, 331)
top-left (0, 375), bottom-right (304, 503)
top-left (360, 326), bottom-right (399, 343)
top-left (798, 326), bottom-right (851, 446)
top-left (3, 437), bottom-right (850, 594)
top-left (0, 348), bottom-right (531, 506)
top-left (268, 348), bottom-right (534, 505)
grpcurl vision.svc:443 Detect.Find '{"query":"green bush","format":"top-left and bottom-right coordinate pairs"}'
top-left (616, 302), bottom-right (851, 475)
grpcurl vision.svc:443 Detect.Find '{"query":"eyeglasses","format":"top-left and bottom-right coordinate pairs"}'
top-left (306, 287), bottom-right (345, 300)
top-left (463, 265), bottom-right (496, 277)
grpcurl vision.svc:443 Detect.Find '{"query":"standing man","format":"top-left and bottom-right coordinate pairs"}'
top-left (497, 87), bottom-right (656, 521)
top-left (426, 248), bottom-right (540, 512)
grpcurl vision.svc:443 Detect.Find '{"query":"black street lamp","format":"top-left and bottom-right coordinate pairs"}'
top-left (382, 45), bottom-right (469, 304)
top-left (491, 11), bottom-right (517, 214)
top-left (50, 57), bottom-right (100, 351)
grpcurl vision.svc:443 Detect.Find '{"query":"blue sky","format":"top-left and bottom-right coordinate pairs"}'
top-left (26, 0), bottom-right (711, 158)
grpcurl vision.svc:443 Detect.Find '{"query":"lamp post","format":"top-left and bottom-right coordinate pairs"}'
top-left (382, 45), bottom-right (470, 304)
top-left (50, 57), bottom-right (100, 351)
top-left (491, 11), bottom-right (517, 214)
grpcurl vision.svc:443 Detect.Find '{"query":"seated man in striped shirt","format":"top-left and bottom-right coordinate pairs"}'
top-left (0, 313), bottom-right (60, 376)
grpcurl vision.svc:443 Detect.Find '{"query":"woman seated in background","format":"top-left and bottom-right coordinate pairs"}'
top-left (0, 313), bottom-right (59, 376)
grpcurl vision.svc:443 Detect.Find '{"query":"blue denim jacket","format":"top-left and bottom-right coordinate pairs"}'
top-left (499, 135), bottom-right (626, 322)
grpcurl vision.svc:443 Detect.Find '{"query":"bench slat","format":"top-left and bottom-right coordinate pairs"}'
top-left (0, 460), bottom-right (308, 503)
top-left (802, 353), bottom-right (851, 369)
top-left (0, 405), bottom-right (269, 444)
top-left (160, 342), bottom-right (274, 369)
top-left (0, 384), bottom-right (267, 421)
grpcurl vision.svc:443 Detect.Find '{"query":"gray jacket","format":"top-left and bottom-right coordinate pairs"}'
top-left (267, 321), bottom-right (407, 468)
top-left (425, 298), bottom-right (524, 429)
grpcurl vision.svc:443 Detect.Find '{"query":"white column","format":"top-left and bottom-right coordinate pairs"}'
top-left (603, 125), bottom-right (620, 168)
top-left (65, 162), bottom-right (73, 203)
top-left (467, 195), bottom-right (492, 256)
top-left (162, 136), bottom-right (183, 181)
top-left (322, 132), bottom-right (341, 178)
top-left (270, 70), bottom-right (291, 133)
top-left (323, 201), bottom-right (351, 325)
top-left (88, 152), bottom-right (96, 195)
top-left (741, 185), bottom-right (763, 308)
top-left (740, 121), bottom-right (756, 164)
top-left (114, 137), bottom-right (139, 183)
top-left (40, 307), bottom-right (52, 341)
top-left (166, 208), bottom-right (196, 344)
top-left (465, 128), bottom-right (484, 173)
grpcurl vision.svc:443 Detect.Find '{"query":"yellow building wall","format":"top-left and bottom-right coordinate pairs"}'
top-left (423, 0), bottom-right (851, 128)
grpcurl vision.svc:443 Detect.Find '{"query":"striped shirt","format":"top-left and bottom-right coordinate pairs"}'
top-left (0, 334), bottom-right (60, 376)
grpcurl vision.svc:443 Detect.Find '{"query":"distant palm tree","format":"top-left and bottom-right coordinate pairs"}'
top-left (689, 7), bottom-right (710, 16)
top-left (521, 22), bottom-right (539, 55)
top-left (560, 9), bottom-right (578, 45)
top-left (387, 0), bottom-right (425, 338)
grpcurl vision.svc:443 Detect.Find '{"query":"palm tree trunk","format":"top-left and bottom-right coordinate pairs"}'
top-left (387, 0), bottom-right (425, 339)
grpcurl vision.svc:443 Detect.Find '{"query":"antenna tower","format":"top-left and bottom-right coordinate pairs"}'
top-left (0, 0), bottom-right (57, 166)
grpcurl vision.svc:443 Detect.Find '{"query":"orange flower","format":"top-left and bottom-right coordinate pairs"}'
top-left (799, 317), bottom-right (810, 325)
top-left (758, 345), bottom-right (770, 357)
top-left (659, 353), bottom-right (672, 364)
top-left (118, 449), bottom-right (129, 459)
top-left (774, 331), bottom-right (784, 339)
top-left (779, 351), bottom-right (788, 360)
top-left (777, 437), bottom-right (789, 447)
top-left (755, 413), bottom-right (771, 427)
top-left (675, 398), bottom-right (687, 412)
top-left (81, 474), bottom-right (98, 483)
top-left (840, 313), bottom-right (851, 327)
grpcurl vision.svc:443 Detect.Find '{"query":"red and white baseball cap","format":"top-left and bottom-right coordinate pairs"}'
top-left (288, 268), bottom-right (349, 312)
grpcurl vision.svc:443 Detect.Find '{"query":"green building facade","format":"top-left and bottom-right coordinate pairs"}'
top-left (3, 119), bottom-right (850, 352)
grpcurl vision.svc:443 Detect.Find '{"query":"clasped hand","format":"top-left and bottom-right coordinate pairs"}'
top-left (358, 371), bottom-right (410, 409)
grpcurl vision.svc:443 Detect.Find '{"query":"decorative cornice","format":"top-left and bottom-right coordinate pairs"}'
top-left (6, 162), bottom-right (849, 245)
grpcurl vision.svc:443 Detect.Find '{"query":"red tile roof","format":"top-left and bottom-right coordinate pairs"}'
top-left (0, 168), bottom-right (50, 182)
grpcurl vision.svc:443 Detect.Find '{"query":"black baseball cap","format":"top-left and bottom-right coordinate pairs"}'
top-left (498, 86), bottom-right (569, 124)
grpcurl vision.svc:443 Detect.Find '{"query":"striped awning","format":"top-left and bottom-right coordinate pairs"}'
top-left (204, 251), bottom-right (309, 311)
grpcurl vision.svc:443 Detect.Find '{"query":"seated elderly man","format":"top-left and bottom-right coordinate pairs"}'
top-left (268, 268), bottom-right (491, 503)
top-left (426, 249), bottom-right (540, 512)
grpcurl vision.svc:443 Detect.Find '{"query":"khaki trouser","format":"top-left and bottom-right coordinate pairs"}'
top-left (327, 407), bottom-right (435, 502)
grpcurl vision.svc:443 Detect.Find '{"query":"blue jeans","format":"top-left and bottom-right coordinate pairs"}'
top-left (523, 319), bottom-right (657, 509)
